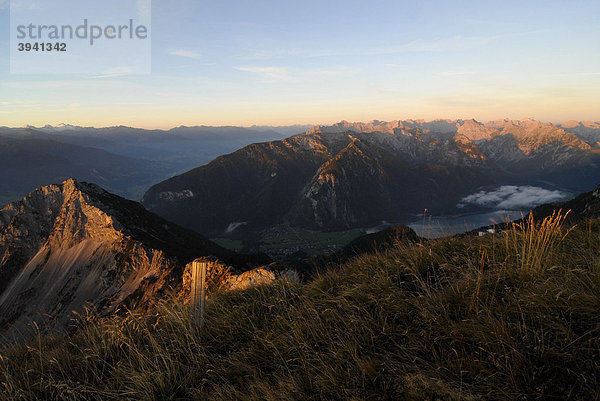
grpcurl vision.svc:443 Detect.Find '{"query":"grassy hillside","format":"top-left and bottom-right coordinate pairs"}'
top-left (1, 212), bottom-right (599, 400)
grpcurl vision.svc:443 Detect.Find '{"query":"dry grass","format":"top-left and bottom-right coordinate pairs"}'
top-left (0, 211), bottom-right (599, 400)
top-left (504, 210), bottom-right (576, 271)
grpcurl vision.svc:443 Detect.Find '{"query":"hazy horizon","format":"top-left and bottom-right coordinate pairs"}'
top-left (3, 116), bottom-right (599, 131)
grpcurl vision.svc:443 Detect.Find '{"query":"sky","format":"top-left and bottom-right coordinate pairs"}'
top-left (0, 0), bottom-right (599, 129)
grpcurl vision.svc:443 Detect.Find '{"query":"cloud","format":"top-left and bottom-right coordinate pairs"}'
top-left (547, 72), bottom-right (600, 77)
top-left (242, 34), bottom-right (508, 61)
top-left (234, 66), bottom-right (289, 82)
top-left (240, 30), bottom-right (543, 62)
top-left (234, 66), bottom-right (358, 83)
top-left (458, 186), bottom-right (568, 210)
top-left (440, 71), bottom-right (475, 76)
top-left (0, 79), bottom-right (141, 92)
top-left (397, 36), bottom-right (492, 53)
top-left (90, 66), bottom-right (135, 79)
top-left (169, 50), bottom-right (202, 60)
top-left (302, 67), bottom-right (359, 78)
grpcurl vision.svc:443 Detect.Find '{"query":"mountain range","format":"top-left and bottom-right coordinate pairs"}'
top-left (142, 118), bottom-right (600, 236)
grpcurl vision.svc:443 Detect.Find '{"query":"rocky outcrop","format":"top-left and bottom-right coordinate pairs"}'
top-left (0, 179), bottom-right (269, 345)
top-left (180, 257), bottom-right (295, 299)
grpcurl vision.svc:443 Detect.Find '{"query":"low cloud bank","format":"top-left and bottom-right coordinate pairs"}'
top-left (458, 186), bottom-right (568, 210)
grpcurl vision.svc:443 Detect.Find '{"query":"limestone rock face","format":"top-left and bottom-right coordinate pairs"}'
top-left (0, 179), bottom-right (265, 344)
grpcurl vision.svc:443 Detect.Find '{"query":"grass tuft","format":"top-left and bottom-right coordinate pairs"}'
top-left (504, 210), bottom-right (576, 271)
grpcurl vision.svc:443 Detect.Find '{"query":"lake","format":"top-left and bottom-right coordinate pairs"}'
top-left (407, 210), bottom-right (525, 238)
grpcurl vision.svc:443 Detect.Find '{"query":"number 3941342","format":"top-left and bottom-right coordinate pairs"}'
top-left (17, 43), bottom-right (67, 52)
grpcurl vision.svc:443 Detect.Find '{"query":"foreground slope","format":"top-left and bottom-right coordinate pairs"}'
top-left (0, 179), bottom-right (267, 344)
top-left (1, 209), bottom-right (598, 400)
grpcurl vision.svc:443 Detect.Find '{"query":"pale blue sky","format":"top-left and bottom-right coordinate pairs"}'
top-left (0, 0), bottom-right (599, 128)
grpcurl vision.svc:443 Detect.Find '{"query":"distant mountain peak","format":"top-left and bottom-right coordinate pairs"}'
top-left (305, 118), bottom-right (593, 154)
top-left (457, 119), bottom-right (495, 141)
top-left (43, 123), bottom-right (81, 130)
